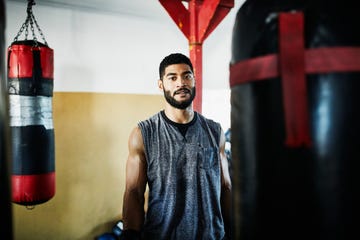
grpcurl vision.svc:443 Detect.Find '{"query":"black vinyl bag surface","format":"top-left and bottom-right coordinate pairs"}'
top-left (230, 1), bottom-right (360, 239)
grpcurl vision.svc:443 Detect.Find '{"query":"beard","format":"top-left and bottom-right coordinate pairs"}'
top-left (163, 86), bottom-right (196, 110)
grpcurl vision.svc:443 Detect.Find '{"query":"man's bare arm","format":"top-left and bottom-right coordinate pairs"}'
top-left (122, 126), bottom-right (147, 231)
top-left (219, 128), bottom-right (232, 237)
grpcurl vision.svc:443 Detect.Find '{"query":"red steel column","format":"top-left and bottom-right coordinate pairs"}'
top-left (190, 43), bottom-right (203, 112)
top-left (189, 0), bottom-right (203, 112)
top-left (159, 0), bottom-right (234, 113)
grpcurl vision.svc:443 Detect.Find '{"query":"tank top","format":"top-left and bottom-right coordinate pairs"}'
top-left (138, 111), bottom-right (225, 240)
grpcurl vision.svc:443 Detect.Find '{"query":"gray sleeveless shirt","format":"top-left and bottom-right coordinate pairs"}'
top-left (138, 111), bottom-right (225, 240)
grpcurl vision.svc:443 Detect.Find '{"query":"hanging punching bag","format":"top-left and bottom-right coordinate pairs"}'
top-left (7, 1), bottom-right (55, 206)
top-left (230, 0), bottom-right (360, 239)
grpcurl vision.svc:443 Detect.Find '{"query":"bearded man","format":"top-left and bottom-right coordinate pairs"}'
top-left (121, 53), bottom-right (232, 240)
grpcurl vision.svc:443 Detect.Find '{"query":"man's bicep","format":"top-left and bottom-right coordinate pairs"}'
top-left (125, 127), bottom-right (147, 193)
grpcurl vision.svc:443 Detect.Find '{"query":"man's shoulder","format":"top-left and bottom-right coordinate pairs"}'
top-left (138, 111), bottom-right (162, 128)
top-left (197, 112), bottom-right (221, 129)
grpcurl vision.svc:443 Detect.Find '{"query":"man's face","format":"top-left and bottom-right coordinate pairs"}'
top-left (158, 63), bottom-right (196, 110)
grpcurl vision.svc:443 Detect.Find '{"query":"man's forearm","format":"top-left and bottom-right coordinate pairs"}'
top-left (221, 186), bottom-right (232, 237)
top-left (122, 190), bottom-right (145, 231)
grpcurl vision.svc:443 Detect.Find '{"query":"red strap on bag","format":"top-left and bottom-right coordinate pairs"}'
top-left (279, 12), bottom-right (311, 147)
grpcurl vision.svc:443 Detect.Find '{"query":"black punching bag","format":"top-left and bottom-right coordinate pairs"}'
top-left (0, 0), bottom-right (14, 238)
top-left (230, 0), bottom-right (360, 239)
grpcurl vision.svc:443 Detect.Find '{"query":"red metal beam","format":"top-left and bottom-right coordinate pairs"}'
top-left (159, 0), bottom-right (190, 38)
top-left (159, 0), bottom-right (234, 113)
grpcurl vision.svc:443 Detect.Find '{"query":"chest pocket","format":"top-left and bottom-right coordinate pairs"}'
top-left (198, 146), bottom-right (218, 170)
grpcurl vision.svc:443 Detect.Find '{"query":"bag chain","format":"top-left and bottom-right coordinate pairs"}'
top-left (13, 0), bottom-right (48, 46)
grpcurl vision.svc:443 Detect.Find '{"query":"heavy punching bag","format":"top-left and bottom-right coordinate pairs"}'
top-left (230, 0), bottom-right (360, 239)
top-left (8, 0), bottom-right (55, 206)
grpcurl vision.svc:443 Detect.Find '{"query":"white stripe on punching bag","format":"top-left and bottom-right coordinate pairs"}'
top-left (9, 95), bottom-right (53, 130)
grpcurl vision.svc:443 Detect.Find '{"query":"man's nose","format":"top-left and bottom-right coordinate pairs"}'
top-left (178, 76), bottom-right (187, 86)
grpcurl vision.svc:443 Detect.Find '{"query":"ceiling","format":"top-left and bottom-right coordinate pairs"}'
top-left (8, 0), bottom-right (185, 20)
top-left (8, 0), bottom-right (243, 21)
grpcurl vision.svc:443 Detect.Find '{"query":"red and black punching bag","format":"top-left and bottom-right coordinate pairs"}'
top-left (7, 1), bottom-right (55, 206)
top-left (230, 0), bottom-right (360, 239)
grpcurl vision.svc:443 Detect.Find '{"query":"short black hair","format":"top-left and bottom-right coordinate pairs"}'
top-left (159, 53), bottom-right (194, 80)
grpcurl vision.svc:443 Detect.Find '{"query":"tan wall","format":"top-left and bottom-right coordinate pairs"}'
top-left (13, 92), bottom-right (163, 240)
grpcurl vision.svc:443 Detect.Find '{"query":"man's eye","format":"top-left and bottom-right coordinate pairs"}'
top-left (185, 74), bottom-right (193, 80)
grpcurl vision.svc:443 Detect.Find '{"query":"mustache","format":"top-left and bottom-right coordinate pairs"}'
top-left (174, 87), bottom-right (191, 95)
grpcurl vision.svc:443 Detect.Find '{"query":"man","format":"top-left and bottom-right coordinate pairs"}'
top-left (121, 53), bottom-right (232, 240)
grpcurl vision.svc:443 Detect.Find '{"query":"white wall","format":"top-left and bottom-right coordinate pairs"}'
top-left (5, 0), bottom-right (244, 128)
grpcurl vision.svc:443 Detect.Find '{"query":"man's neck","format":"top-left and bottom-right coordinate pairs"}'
top-left (163, 105), bottom-right (194, 124)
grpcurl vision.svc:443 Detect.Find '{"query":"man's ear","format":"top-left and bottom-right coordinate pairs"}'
top-left (158, 79), bottom-right (163, 91)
